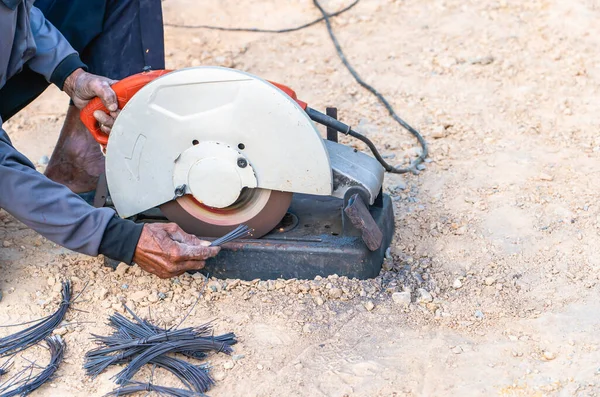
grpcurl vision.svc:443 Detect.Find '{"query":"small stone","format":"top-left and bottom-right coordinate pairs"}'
top-left (314, 296), bottom-right (324, 306)
top-left (451, 346), bottom-right (463, 354)
top-left (431, 125), bottom-right (447, 139)
top-left (208, 281), bottom-right (221, 292)
top-left (223, 361), bottom-right (234, 370)
top-left (392, 180), bottom-right (407, 191)
top-left (147, 291), bottom-right (159, 303)
top-left (2, 241), bottom-right (12, 248)
top-left (329, 288), bottom-right (343, 299)
top-left (213, 371), bottom-right (226, 381)
top-left (256, 364), bottom-right (264, 370)
top-left (95, 288), bottom-right (109, 300)
top-left (53, 327), bottom-right (68, 336)
top-left (158, 292), bottom-right (166, 300)
top-left (364, 301), bottom-right (375, 311)
top-left (391, 291), bottom-right (411, 306)
top-left (469, 55), bottom-right (494, 65)
top-left (38, 155), bottom-right (49, 165)
top-left (298, 284), bottom-right (310, 293)
top-left (484, 277), bottom-right (496, 286)
top-left (474, 310), bottom-right (485, 320)
top-left (543, 351), bottom-right (556, 361)
top-left (274, 281), bottom-right (285, 290)
top-left (303, 323), bottom-right (316, 333)
top-left (496, 283), bottom-right (503, 291)
top-left (538, 173), bottom-right (554, 182)
top-left (0, 290), bottom-right (3, 302)
top-left (47, 276), bottom-right (56, 286)
top-left (417, 288), bottom-right (433, 303)
top-left (452, 279), bottom-right (463, 289)
top-left (232, 354), bottom-right (245, 361)
top-left (114, 263), bottom-right (130, 277)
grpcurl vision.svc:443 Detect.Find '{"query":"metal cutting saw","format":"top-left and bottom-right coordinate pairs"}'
top-left (81, 67), bottom-right (396, 280)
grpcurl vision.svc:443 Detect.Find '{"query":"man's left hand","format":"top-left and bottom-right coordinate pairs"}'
top-left (63, 68), bottom-right (118, 135)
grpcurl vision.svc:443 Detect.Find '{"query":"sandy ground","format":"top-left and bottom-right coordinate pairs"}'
top-left (2, 0), bottom-right (600, 395)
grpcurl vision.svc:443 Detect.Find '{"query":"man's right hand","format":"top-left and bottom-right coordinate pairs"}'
top-left (132, 223), bottom-right (220, 279)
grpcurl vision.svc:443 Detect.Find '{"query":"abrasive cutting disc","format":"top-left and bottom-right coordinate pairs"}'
top-left (159, 188), bottom-right (293, 238)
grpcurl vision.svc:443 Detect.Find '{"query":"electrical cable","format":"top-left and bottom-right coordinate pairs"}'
top-left (164, 0), bottom-right (359, 33)
top-left (306, 107), bottom-right (411, 173)
top-left (164, 0), bottom-right (428, 174)
top-left (311, 0), bottom-right (427, 174)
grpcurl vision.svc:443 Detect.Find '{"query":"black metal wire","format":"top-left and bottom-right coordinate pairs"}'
top-left (0, 359), bottom-right (12, 378)
top-left (103, 381), bottom-right (206, 397)
top-left (0, 282), bottom-right (72, 357)
top-left (114, 337), bottom-right (232, 385)
top-left (164, 0), bottom-right (359, 33)
top-left (0, 336), bottom-right (65, 397)
top-left (85, 306), bottom-right (236, 393)
top-left (210, 224), bottom-right (253, 246)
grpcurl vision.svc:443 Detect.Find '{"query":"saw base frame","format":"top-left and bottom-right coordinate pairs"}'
top-left (102, 193), bottom-right (394, 280)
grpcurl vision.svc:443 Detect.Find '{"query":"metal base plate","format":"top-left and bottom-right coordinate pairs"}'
top-left (203, 193), bottom-right (395, 280)
top-left (104, 194), bottom-right (395, 280)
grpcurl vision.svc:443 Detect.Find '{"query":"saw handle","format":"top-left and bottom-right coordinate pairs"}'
top-left (80, 69), bottom-right (172, 147)
top-left (268, 81), bottom-right (307, 110)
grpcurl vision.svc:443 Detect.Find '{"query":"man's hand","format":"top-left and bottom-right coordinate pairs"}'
top-left (63, 68), bottom-right (119, 135)
top-left (132, 223), bottom-right (221, 279)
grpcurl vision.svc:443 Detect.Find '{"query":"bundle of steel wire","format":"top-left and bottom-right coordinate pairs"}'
top-left (86, 306), bottom-right (236, 394)
top-left (0, 336), bottom-right (65, 397)
top-left (0, 281), bottom-right (72, 357)
top-left (103, 380), bottom-right (207, 397)
top-left (209, 224), bottom-right (253, 246)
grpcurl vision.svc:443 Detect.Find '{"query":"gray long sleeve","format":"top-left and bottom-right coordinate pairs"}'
top-left (0, 125), bottom-right (116, 256)
top-left (26, 7), bottom-right (78, 83)
top-left (0, 0), bottom-right (143, 263)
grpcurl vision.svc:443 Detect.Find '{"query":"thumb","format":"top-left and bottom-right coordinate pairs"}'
top-left (92, 78), bottom-right (118, 112)
top-left (177, 243), bottom-right (221, 260)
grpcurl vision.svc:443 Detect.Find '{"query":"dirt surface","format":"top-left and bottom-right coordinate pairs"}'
top-left (2, 0), bottom-right (600, 395)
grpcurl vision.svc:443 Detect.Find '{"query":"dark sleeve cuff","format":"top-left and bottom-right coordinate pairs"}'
top-left (49, 53), bottom-right (88, 90)
top-left (98, 215), bottom-right (144, 265)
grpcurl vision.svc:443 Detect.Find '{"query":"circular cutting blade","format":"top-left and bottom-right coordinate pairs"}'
top-left (159, 188), bottom-right (293, 238)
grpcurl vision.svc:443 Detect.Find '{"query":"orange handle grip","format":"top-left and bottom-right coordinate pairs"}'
top-left (268, 81), bottom-right (308, 110)
top-left (80, 69), bottom-right (173, 147)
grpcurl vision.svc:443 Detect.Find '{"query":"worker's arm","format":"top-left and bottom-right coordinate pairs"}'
top-left (25, 6), bottom-right (87, 90)
top-left (0, 125), bottom-right (141, 260)
top-left (0, 125), bottom-right (219, 276)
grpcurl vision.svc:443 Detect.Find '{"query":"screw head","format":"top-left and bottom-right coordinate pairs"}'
top-left (237, 158), bottom-right (248, 168)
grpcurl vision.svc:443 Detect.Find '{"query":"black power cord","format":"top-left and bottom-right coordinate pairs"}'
top-left (165, 0), bottom-right (359, 33)
top-left (306, 107), bottom-right (404, 174)
top-left (166, 0), bottom-right (428, 174)
top-left (311, 0), bottom-right (427, 174)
